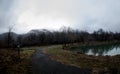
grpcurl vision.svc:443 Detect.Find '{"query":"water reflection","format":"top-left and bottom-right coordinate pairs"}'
top-left (71, 43), bottom-right (120, 56)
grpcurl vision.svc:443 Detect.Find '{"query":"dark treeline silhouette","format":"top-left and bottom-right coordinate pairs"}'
top-left (0, 27), bottom-right (120, 48)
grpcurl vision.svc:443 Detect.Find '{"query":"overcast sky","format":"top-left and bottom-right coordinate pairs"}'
top-left (0, 0), bottom-right (120, 34)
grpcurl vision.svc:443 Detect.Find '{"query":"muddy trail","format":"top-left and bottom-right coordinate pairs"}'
top-left (32, 48), bottom-right (91, 74)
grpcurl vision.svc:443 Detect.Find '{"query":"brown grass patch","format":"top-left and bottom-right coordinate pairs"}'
top-left (0, 48), bottom-right (35, 74)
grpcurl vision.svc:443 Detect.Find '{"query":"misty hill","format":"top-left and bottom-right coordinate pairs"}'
top-left (28, 29), bottom-right (52, 35)
top-left (0, 29), bottom-right (50, 41)
top-left (0, 32), bottom-right (18, 42)
top-left (0, 28), bottom-right (120, 48)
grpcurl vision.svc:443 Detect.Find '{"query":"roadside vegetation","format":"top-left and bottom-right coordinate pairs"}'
top-left (0, 27), bottom-right (120, 73)
top-left (43, 45), bottom-right (120, 74)
top-left (0, 48), bottom-right (35, 74)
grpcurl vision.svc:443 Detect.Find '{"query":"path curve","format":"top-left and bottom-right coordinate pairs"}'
top-left (32, 48), bottom-right (91, 74)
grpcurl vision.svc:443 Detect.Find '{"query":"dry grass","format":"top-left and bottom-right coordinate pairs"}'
top-left (43, 45), bottom-right (120, 73)
top-left (0, 48), bottom-right (35, 74)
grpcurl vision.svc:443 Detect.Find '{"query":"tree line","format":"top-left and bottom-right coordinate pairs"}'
top-left (0, 27), bottom-right (120, 48)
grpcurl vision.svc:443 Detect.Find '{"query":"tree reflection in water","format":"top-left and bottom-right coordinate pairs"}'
top-left (71, 43), bottom-right (120, 56)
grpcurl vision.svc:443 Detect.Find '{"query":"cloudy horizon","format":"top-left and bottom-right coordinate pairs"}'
top-left (0, 0), bottom-right (120, 34)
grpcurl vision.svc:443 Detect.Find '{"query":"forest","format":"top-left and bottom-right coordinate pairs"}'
top-left (0, 27), bottom-right (120, 48)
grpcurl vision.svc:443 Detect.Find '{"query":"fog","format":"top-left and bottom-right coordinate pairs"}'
top-left (0, 0), bottom-right (120, 34)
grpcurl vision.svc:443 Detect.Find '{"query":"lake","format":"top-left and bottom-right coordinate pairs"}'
top-left (71, 43), bottom-right (120, 56)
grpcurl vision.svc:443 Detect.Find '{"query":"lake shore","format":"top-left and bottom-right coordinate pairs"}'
top-left (68, 41), bottom-right (120, 48)
top-left (42, 45), bottom-right (120, 74)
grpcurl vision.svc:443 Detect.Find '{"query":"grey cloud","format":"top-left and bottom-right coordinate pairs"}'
top-left (0, 0), bottom-right (15, 33)
top-left (73, 0), bottom-right (120, 32)
top-left (0, 0), bottom-right (120, 34)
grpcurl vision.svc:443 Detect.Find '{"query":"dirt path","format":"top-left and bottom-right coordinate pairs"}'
top-left (32, 48), bottom-right (91, 74)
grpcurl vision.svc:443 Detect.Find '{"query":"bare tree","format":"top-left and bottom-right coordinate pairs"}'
top-left (7, 26), bottom-right (14, 48)
top-left (7, 25), bottom-right (20, 59)
top-left (60, 26), bottom-right (68, 49)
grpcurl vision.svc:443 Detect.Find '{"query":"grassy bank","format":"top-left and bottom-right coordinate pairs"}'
top-left (0, 48), bottom-right (35, 74)
top-left (69, 41), bottom-right (120, 48)
top-left (43, 45), bottom-right (120, 73)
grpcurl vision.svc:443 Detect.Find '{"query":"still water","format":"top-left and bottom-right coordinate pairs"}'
top-left (71, 43), bottom-right (120, 56)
